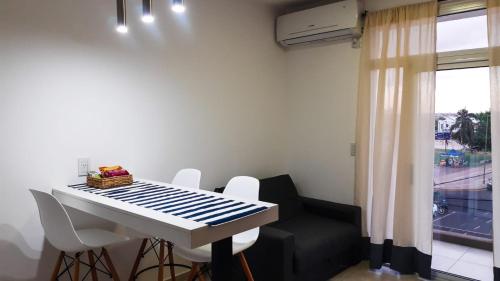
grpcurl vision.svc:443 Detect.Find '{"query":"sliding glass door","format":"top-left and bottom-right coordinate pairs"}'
top-left (431, 8), bottom-right (494, 281)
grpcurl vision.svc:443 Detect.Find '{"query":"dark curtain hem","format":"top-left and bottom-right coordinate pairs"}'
top-left (361, 237), bottom-right (432, 279)
top-left (494, 266), bottom-right (500, 281)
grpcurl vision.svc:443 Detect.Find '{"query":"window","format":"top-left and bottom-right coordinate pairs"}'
top-left (437, 12), bottom-right (488, 52)
top-left (437, 10), bottom-right (489, 70)
top-left (432, 4), bottom-right (494, 281)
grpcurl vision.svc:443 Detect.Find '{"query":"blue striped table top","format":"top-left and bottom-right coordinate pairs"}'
top-left (68, 181), bottom-right (268, 227)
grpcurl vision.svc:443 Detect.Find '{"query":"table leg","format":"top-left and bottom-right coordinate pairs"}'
top-left (211, 236), bottom-right (232, 281)
top-left (158, 240), bottom-right (165, 281)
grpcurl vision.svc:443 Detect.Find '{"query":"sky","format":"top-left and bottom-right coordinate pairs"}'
top-left (437, 14), bottom-right (488, 52)
top-left (435, 14), bottom-right (491, 114)
top-left (435, 67), bottom-right (491, 114)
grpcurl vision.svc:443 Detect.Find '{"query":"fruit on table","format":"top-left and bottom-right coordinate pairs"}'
top-left (99, 166), bottom-right (123, 173)
top-left (88, 171), bottom-right (102, 179)
top-left (102, 169), bottom-right (130, 178)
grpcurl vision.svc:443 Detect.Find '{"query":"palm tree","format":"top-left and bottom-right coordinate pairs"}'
top-left (450, 108), bottom-right (475, 149)
top-left (473, 111), bottom-right (491, 151)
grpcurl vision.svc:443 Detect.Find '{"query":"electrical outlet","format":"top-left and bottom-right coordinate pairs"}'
top-left (350, 143), bottom-right (356, 157)
top-left (78, 158), bottom-right (89, 177)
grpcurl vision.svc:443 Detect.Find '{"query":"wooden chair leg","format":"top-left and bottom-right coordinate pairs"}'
top-left (196, 264), bottom-right (206, 281)
top-left (73, 252), bottom-right (81, 281)
top-left (167, 241), bottom-right (176, 281)
top-left (158, 239), bottom-right (165, 281)
top-left (186, 263), bottom-right (199, 281)
top-left (50, 251), bottom-right (65, 281)
top-left (102, 248), bottom-right (121, 281)
top-left (238, 252), bottom-right (255, 281)
top-left (128, 238), bottom-right (148, 281)
top-left (88, 250), bottom-right (98, 281)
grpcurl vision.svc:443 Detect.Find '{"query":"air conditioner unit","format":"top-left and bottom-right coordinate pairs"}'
top-left (276, 0), bottom-right (363, 47)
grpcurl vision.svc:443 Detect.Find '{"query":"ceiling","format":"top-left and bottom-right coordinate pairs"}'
top-left (254, 0), bottom-right (347, 11)
top-left (256, 0), bottom-right (305, 3)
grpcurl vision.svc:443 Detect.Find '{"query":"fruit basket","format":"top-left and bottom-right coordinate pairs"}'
top-left (87, 174), bottom-right (133, 189)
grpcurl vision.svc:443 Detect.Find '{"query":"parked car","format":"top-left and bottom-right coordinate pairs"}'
top-left (433, 191), bottom-right (448, 216)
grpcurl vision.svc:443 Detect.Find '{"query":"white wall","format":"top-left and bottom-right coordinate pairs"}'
top-left (285, 42), bottom-right (360, 204)
top-left (365, 0), bottom-right (429, 11)
top-left (0, 0), bottom-right (287, 279)
top-left (283, 0), bottom-right (431, 205)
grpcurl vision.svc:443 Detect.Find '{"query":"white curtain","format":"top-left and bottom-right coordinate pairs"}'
top-left (488, 0), bottom-right (500, 278)
top-left (355, 1), bottom-right (437, 277)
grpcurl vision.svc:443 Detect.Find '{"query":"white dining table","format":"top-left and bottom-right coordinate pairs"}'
top-left (52, 178), bottom-right (279, 281)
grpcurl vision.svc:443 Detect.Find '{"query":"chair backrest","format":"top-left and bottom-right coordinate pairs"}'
top-left (30, 189), bottom-right (84, 252)
top-left (223, 176), bottom-right (260, 244)
top-left (171, 168), bottom-right (201, 189)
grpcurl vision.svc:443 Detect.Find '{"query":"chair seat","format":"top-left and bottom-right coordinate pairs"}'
top-left (174, 240), bottom-right (256, 263)
top-left (271, 211), bottom-right (359, 275)
top-left (76, 228), bottom-right (129, 250)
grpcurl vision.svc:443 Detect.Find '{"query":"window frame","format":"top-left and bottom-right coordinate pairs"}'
top-left (437, 0), bottom-right (489, 70)
top-left (439, 0), bottom-right (486, 16)
top-left (437, 48), bottom-right (489, 70)
top-left (432, 1), bottom-right (493, 267)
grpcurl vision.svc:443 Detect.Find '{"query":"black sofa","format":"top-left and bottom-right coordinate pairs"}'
top-left (232, 174), bottom-right (363, 281)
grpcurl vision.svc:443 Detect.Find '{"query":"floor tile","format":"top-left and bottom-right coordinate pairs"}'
top-left (431, 254), bottom-right (457, 272)
top-left (330, 261), bottom-right (421, 281)
top-left (433, 240), bottom-right (469, 259)
top-left (460, 247), bottom-right (493, 266)
top-left (329, 242), bottom-right (493, 281)
top-left (448, 260), bottom-right (494, 281)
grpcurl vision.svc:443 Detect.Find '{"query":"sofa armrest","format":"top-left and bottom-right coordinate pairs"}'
top-left (244, 226), bottom-right (295, 281)
top-left (300, 196), bottom-right (361, 230)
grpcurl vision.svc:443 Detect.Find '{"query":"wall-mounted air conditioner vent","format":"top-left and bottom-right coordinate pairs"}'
top-left (276, 0), bottom-right (363, 47)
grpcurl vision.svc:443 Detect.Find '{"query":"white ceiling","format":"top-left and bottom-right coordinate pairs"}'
top-left (254, 0), bottom-right (314, 5)
top-left (257, 0), bottom-right (301, 3)
top-left (255, 0), bottom-right (430, 11)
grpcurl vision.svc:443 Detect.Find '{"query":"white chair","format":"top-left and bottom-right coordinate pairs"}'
top-left (129, 168), bottom-right (201, 281)
top-left (171, 168), bottom-right (202, 188)
top-left (174, 176), bottom-right (260, 281)
top-left (30, 189), bottom-right (129, 281)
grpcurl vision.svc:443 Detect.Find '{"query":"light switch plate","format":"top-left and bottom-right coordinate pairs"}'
top-left (350, 143), bottom-right (356, 157)
top-left (78, 158), bottom-right (89, 177)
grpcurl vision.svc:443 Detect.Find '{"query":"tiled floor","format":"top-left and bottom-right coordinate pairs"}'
top-left (330, 261), bottom-right (421, 281)
top-left (136, 241), bottom-right (494, 281)
top-left (331, 240), bottom-right (493, 281)
top-left (432, 240), bottom-right (493, 281)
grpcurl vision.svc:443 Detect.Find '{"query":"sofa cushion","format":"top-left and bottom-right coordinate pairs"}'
top-left (272, 211), bottom-right (360, 275)
top-left (259, 175), bottom-right (304, 221)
